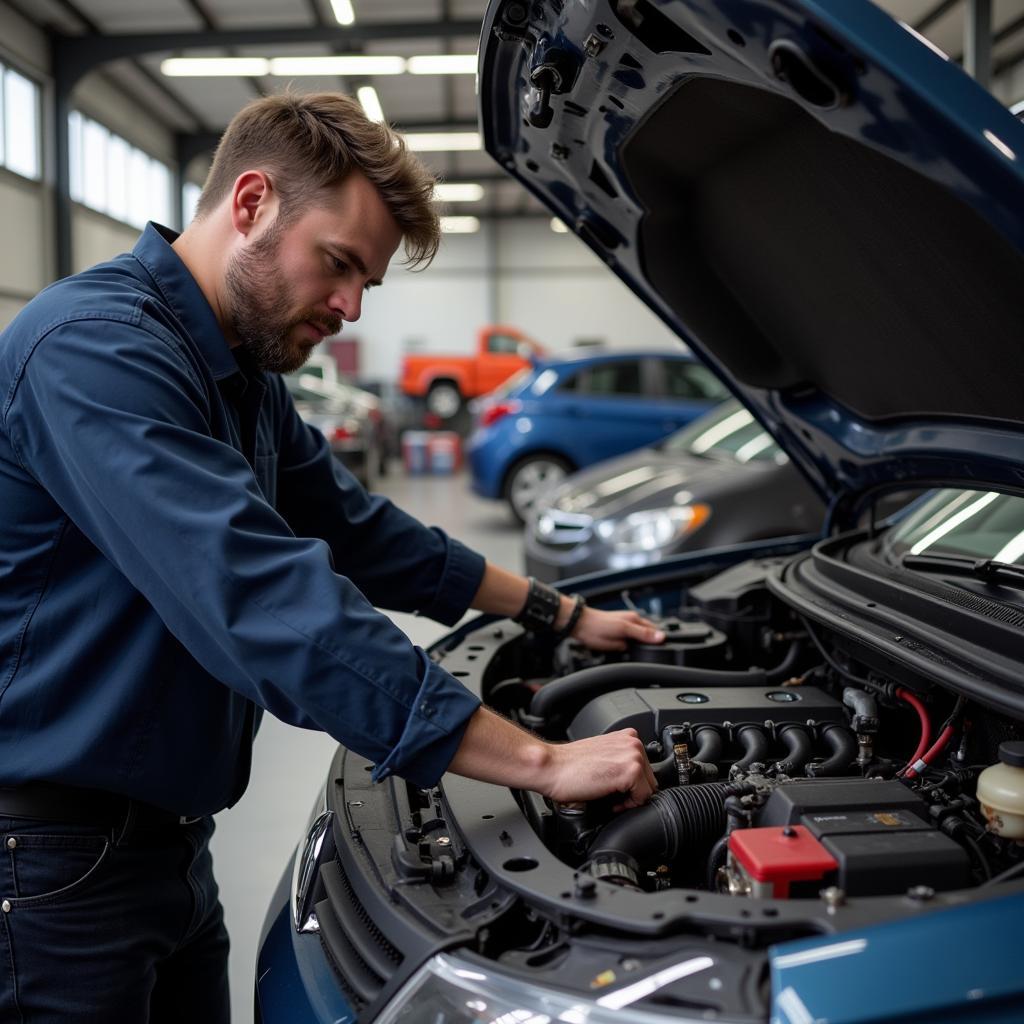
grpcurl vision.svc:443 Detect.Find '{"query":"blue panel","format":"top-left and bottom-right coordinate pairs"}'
top-left (770, 891), bottom-right (1024, 1023)
top-left (256, 896), bottom-right (357, 1024)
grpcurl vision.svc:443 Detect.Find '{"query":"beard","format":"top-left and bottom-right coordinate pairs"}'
top-left (224, 222), bottom-right (342, 374)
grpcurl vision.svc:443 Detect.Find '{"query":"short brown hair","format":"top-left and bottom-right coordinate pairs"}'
top-left (195, 91), bottom-right (440, 268)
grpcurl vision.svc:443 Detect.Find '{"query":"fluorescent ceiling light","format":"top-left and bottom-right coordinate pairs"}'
top-left (269, 56), bottom-right (405, 76)
top-left (357, 85), bottom-right (384, 123)
top-left (162, 57), bottom-right (270, 76)
top-left (330, 0), bottom-right (355, 25)
top-left (407, 54), bottom-right (477, 75)
top-left (440, 216), bottom-right (480, 233)
top-left (404, 132), bottom-right (481, 152)
top-left (433, 183), bottom-right (484, 202)
top-left (550, 217), bottom-right (569, 233)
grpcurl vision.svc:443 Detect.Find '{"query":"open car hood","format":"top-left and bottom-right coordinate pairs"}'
top-left (479, 0), bottom-right (1024, 528)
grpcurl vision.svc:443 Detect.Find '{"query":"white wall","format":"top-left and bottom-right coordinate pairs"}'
top-left (356, 217), bottom-right (682, 383)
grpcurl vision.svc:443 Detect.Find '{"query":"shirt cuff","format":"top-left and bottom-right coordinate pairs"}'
top-left (371, 650), bottom-right (482, 788)
top-left (417, 530), bottom-right (486, 626)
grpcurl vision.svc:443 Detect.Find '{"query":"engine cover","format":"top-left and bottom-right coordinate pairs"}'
top-left (566, 685), bottom-right (845, 744)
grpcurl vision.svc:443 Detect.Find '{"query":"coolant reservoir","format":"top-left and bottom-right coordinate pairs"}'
top-left (977, 741), bottom-right (1024, 840)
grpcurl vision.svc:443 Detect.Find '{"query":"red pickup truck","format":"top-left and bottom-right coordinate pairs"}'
top-left (399, 325), bottom-right (546, 418)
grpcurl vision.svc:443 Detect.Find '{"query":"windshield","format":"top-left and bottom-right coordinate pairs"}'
top-left (662, 400), bottom-right (782, 463)
top-left (882, 489), bottom-right (1024, 565)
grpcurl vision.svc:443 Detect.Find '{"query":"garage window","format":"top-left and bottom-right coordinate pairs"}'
top-left (0, 63), bottom-right (41, 181)
top-left (68, 111), bottom-right (174, 229)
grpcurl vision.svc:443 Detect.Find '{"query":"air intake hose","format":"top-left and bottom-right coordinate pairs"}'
top-left (585, 782), bottom-right (736, 887)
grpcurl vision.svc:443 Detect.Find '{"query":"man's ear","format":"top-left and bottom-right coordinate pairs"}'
top-left (229, 170), bottom-right (276, 237)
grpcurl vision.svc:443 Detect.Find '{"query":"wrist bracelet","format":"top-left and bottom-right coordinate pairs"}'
top-left (513, 576), bottom-right (562, 632)
top-left (553, 593), bottom-right (586, 643)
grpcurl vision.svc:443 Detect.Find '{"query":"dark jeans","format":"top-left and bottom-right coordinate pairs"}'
top-left (0, 810), bottom-right (230, 1023)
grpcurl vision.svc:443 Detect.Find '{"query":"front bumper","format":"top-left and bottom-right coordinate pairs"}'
top-left (255, 863), bottom-right (357, 1024)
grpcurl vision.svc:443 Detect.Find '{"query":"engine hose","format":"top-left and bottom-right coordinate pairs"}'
top-left (806, 724), bottom-right (858, 777)
top-left (650, 725), bottom-right (724, 788)
top-left (586, 782), bottom-right (736, 887)
top-left (706, 833), bottom-right (730, 890)
top-left (530, 663), bottom-right (771, 728)
top-left (734, 725), bottom-right (770, 772)
top-left (774, 724), bottom-right (813, 774)
top-left (764, 640), bottom-right (803, 683)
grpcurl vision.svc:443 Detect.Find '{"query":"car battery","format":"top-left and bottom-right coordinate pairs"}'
top-left (427, 431), bottom-right (462, 474)
top-left (727, 825), bottom-right (838, 898)
top-left (757, 780), bottom-right (971, 895)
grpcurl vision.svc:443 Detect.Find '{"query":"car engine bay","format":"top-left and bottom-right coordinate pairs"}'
top-left (432, 545), bottom-right (1024, 923)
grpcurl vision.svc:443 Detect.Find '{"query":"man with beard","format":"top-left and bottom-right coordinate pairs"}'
top-left (0, 92), bottom-right (662, 1020)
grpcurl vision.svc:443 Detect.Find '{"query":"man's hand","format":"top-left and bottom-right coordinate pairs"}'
top-left (448, 709), bottom-right (657, 809)
top-left (569, 606), bottom-right (665, 651)
top-left (540, 728), bottom-right (658, 809)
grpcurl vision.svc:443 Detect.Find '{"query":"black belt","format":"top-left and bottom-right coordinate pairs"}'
top-left (0, 782), bottom-right (202, 828)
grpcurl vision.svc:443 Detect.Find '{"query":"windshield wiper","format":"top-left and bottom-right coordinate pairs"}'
top-left (899, 552), bottom-right (1024, 587)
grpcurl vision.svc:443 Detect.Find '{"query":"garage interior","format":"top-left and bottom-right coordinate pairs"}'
top-left (0, 0), bottom-right (1022, 1019)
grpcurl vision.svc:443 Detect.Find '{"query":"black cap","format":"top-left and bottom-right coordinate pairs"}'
top-left (998, 741), bottom-right (1024, 767)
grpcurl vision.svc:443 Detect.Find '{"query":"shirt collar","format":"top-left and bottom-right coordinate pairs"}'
top-left (131, 223), bottom-right (241, 382)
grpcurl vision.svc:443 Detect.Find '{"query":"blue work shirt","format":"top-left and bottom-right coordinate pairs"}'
top-left (0, 223), bottom-right (485, 816)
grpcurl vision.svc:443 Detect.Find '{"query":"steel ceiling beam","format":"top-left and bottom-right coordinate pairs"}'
top-left (52, 20), bottom-right (484, 91)
top-left (913, 0), bottom-right (962, 34)
top-left (964, 0), bottom-right (993, 87)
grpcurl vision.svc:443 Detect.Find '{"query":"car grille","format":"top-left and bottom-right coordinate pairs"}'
top-left (316, 854), bottom-right (403, 1012)
top-left (533, 508), bottom-right (594, 549)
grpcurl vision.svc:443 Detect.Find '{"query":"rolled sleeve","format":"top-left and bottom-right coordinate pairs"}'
top-left (370, 650), bottom-right (481, 787)
top-left (415, 532), bottom-right (486, 626)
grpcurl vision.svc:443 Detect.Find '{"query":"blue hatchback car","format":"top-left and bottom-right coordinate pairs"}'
top-left (467, 349), bottom-right (728, 521)
top-left (256, 1), bottom-right (1024, 1022)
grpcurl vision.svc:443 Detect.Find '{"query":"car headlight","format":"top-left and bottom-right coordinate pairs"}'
top-left (375, 952), bottom-right (715, 1024)
top-left (596, 505), bottom-right (710, 553)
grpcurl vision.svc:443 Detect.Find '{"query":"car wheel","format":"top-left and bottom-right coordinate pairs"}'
top-left (505, 455), bottom-right (571, 524)
top-left (425, 381), bottom-right (462, 420)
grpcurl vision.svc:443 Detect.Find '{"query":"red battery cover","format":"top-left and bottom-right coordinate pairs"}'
top-left (728, 825), bottom-right (838, 898)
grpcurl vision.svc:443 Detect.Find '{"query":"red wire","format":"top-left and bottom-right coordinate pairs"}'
top-left (904, 724), bottom-right (956, 780)
top-left (896, 687), bottom-right (931, 776)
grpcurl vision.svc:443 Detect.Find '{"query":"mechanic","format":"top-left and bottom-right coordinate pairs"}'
top-left (0, 92), bottom-right (662, 1021)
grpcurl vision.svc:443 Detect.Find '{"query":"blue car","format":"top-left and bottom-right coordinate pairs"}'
top-left (257, 1), bottom-right (1024, 1022)
top-left (467, 349), bottom-right (728, 521)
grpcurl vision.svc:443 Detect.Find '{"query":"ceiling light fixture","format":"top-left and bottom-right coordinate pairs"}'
top-left (330, 0), bottom-right (355, 25)
top-left (404, 132), bottom-right (481, 152)
top-left (269, 56), bottom-right (405, 76)
top-left (433, 183), bottom-right (484, 202)
top-left (357, 86), bottom-right (385, 123)
top-left (440, 216), bottom-right (480, 233)
top-left (407, 54), bottom-right (478, 75)
top-left (161, 57), bottom-right (270, 76)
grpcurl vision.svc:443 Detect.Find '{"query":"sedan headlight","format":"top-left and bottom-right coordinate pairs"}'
top-left (376, 952), bottom-right (714, 1024)
top-left (596, 505), bottom-right (710, 553)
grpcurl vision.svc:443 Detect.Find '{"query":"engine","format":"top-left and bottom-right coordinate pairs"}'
top-left (481, 558), bottom-right (1024, 903)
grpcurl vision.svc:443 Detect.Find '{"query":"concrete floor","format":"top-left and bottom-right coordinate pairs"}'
top-left (209, 468), bottom-right (523, 1023)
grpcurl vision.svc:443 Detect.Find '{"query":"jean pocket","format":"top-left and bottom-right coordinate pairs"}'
top-left (4, 833), bottom-right (110, 908)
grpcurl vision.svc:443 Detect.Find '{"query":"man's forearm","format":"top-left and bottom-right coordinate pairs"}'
top-left (470, 561), bottom-right (575, 630)
top-left (447, 706), bottom-right (657, 807)
top-left (446, 706), bottom-right (552, 792)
